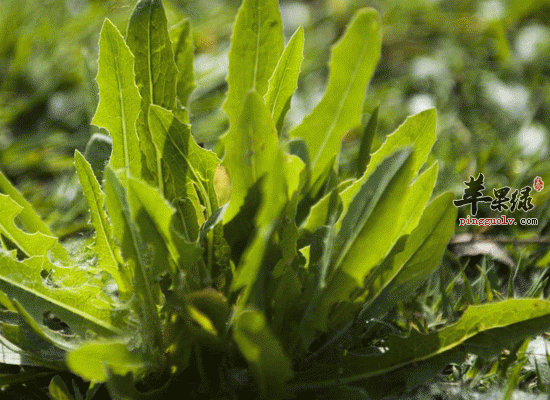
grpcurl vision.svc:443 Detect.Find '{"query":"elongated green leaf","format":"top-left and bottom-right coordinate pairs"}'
top-left (127, 177), bottom-right (200, 277)
top-left (289, 8), bottom-right (381, 183)
top-left (67, 341), bottom-right (148, 383)
top-left (366, 108), bottom-right (436, 179)
top-left (127, 0), bottom-right (177, 110)
top-left (356, 107), bottom-right (378, 178)
top-left (223, 91), bottom-right (286, 222)
top-left (340, 109), bottom-right (437, 215)
top-left (148, 104), bottom-right (219, 215)
top-left (304, 149), bottom-right (414, 334)
top-left (49, 375), bottom-right (74, 400)
top-left (74, 151), bottom-right (130, 296)
top-left (301, 108), bottom-right (437, 236)
top-left (231, 223), bottom-right (276, 293)
top-left (223, 179), bottom-right (262, 265)
top-left (223, 0), bottom-right (284, 127)
top-left (104, 168), bottom-right (163, 356)
top-left (300, 179), bottom-right (349, 235)
top-left (229, 135), bottom-right (286, 305)
top-left (395, 162), bottom-right (438, 236)
top-left (233, 309), bottom-right (293, 394)
top-left (0, 170), bottom-right (53, 237)
top-left (126, 0), bottom-right (178, 184)
top-left (93, 19), bottom-right (142, 178)
top-left (0, 252), bottom-right (121, 338)
top-left (0, 194), bottom-right (66, 261)
top-left (170, 18), bottom-right (195, 108)
top-left (333, 149), bottom-right (413, 275)
top-left (295, 191), bottom-right (340, 350)
top-left (285, 154), bottom-right (306, 200)
top-left (290, 299), bottom-right (550, 391)
top-left (264, 27), bottom-right (304, 132)
top-left (361, 192), bottom-right (457, 319)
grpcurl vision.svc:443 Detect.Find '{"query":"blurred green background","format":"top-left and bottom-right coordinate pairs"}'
top-left (0, 0), bottom-right (548, 237)
top-left (2, 0), bottom-right (550, 396)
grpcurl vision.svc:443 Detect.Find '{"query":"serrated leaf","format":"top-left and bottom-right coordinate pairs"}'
top-left (264, 27), bottom-right (304, 133)
top-left (67, 341), bottom-right (148, 383)
top-left (301, 109), bottom-right (437, 236)
top-left (170, 18), bottom-right (195, 108)
top-left (0, 194), bottom-right (67, 262)
top-left (395, 162), bottom-right (439, 236)
top-left (340, 109), bottom-right (437, 215)
top-left (126, 0), bottom-right (178, 184)
top-left (127, 0), bottom-right (177, 110)
top-left (223, 0), bottom-right (284, 128)
top-left (290, 299), bottom-right (550, 392)
top-left (0, 169), bottom-right (53, 237)
top-left (104, 168), bottom-right (163, 356)
top-left (360, 192), bottom-right (457, 320)
top-left (74, 150), bottom-right (130, 296)
top-left (289, 8), bottom-right (381, 183)
top-left (93, 19), bottom-right (142, 178)
top-left (233, 309), bottom-right (293, 395)
top-left (148, 104), bottom-right (219, 215)
top-left (0, 252), bottom-right (121, 338)
top-left (127, 177), bottom-right (200, 278)
top-left (366, 108), bottom-right (436, 179)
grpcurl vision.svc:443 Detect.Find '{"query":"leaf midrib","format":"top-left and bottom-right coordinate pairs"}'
top-left (0, 259), bottom-right (121, 335)
top-left (268, 31), bottom-right (300, 117)
top-left (109, 34), bottom-right (130, 175)
top-left (312, 25), bottom-right (372, 169)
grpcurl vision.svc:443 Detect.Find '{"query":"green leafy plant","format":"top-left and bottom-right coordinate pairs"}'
top-left (1, 0), bottom-right (550, 399)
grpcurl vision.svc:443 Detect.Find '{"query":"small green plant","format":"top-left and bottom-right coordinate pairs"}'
top-left (1, 0), bottom-right (550, 399)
